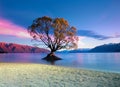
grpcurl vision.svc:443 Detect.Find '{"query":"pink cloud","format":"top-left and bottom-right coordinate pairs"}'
top-left (0, 18), bottom-right (31, 38)
top-left (0, 18), bottom-right (86, 48)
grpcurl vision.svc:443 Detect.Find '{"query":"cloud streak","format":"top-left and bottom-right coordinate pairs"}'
top-left (77, 30), bottom-right (120, 40)
top-left (0, 18), bottom-right (31, 38)
top-left (0, 18), bottom-right (119, 41)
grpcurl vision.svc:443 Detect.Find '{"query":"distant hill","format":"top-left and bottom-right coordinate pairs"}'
top-left (69, 49), bottom-right (90, 53)
top-left (57, 48), bottom-right (90, 53)
top-left (57, 43), bottom-right (120, 53)
top-left (0, 42), bottom-right (49, 53)
top-left (90, 43), bottom-right (120, 52)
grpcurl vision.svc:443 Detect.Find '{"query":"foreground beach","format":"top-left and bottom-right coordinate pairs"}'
top-left (0, 63), bottom-right (120, 87)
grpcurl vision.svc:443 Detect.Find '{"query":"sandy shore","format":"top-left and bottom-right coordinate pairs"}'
top-left (0, 63), bottom-right (120, 87)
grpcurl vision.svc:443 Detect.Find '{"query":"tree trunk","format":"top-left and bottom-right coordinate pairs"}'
top-left (49, 52), bottom-right (55, 56)
top-left (47, 52), bottom-right (55, 61)
top-left (42, 51), bottom-right (62, 62)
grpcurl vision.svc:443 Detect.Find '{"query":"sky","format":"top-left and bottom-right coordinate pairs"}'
top-left (0, 0), bottom-right (120, 49)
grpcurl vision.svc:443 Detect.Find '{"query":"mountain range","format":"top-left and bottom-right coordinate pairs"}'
top-left (58, 43), bottom-right (120, 53)
top-left (90, 43), bottom-right (120, 52)
top-left (0, 42), bottom-right (49, 53)
top-left (0, 42), bottom-right (120, 53)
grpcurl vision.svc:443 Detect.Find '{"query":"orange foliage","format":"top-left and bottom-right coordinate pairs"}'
top-left (28, 16), bottom-right (78, 52)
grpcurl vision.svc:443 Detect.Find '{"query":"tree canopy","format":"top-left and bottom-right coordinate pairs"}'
top-left (28, 16), bottom-right (78, 53)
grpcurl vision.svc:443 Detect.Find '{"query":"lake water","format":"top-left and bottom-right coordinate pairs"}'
top-left (0, 53), bottom-right (120, 73)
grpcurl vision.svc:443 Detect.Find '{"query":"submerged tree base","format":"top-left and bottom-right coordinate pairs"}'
top-left (42, 53), bottom-right (62, 62)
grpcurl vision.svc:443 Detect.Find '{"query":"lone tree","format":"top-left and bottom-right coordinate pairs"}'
top-left (28, 16), bottom-right (78, 61)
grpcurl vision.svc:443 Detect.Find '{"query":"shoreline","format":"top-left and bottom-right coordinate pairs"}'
top-left (0, 63), bottom-right (120, 87)
top-left (2, 62), bottom-right (120, 73)
top-left (53, 64), bottom-right (120, 74)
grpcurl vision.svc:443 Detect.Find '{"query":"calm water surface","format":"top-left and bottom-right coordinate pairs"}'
top-left (0, 53), bottom-right (120, 73)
